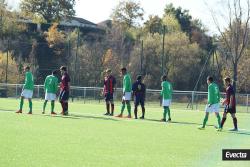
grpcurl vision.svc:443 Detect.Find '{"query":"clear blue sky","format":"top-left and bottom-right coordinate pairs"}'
top-left (7, 0), bottom-right (222, 34)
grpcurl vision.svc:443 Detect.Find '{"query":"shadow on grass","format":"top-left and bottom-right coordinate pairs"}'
top-left (43, 113), bottom-right (119, 121)
top-left (0, 109), bottom-right (15, 112)
top-left (0, 110), bottom-right (119, 121)
top-left (143, 118), bottom-right (215, 127)
top-left (225, 130), bottom-right (250, 136)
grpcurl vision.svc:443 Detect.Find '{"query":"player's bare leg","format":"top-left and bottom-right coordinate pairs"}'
top-left (27, 98), bottom-right (32, 114)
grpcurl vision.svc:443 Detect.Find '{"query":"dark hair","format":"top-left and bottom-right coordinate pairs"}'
top-left (224, 77), bottom-right (231, 83)
top-left (137, 75), bottom-right (142, 81)
top-left (161, 75), bottom-right (167, 81)
top-left (121, 67), bottom-right (127, 71)
top-left (207, 76), bottom-right (213, 82)
top-left (25, 66), bottom-right (30, 70)
top-left (52, 70), bottom-right (57, 75)
top-left (60, 66), bottom-right (67, 71)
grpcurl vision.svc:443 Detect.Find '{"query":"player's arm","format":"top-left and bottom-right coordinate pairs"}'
top-left (143, 85), bottom-right (146, 100)
top-left (55, 78), bottom-right (59, 93)
top-left (132, 83), bottom-right (136, 98)
top-left (160, 82), bottom-right (164, 96)
top-left (170, 84), bottom-right (173, 98)
top-left (44, 78), bottom-right (47, 90)
top-left (24, 73), bottom-right (28, 86)
top-left (207, 86), bottom-right (213, 106)
top-left (229, 95), bottom-right (234, 108)
top-left (67, 75), bottom-right (71, 90)
top-left (102, 80), bottom-right (105, 95)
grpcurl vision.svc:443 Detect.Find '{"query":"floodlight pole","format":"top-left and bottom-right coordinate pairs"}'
top-left (140, 39), bottom-right (143, 74)
top-left (162, 25), bottom-right (166, 75)
top-left (5, 39), bottom-right (9, 83)
top-left (74, 27), bottom-right (80, 85)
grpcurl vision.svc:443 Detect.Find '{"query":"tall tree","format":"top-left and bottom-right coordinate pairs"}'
top-left (111, 0), bottom-right (144, 28)
top-left (20, 0), bottom-right (76, 23)
top-left (143, 15), bottom-right (162, 34)
top-left (0, 0), bottom-right (24, 39)
top-left (164, 3), bottom-right (192, 34)
top-left (209, 0), bottom-right (250, 91)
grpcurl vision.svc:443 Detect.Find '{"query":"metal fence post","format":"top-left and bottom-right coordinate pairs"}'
top-left (84, 87), bottom-right (86, 104)
top-left (37, 85), bottom-right (40, 98)
top-left (247, 94), bottom-right (249, 113)
top-left (15, 84), bottom-right (18, 98)
top-left (191, 91), bottom-right (195, 110)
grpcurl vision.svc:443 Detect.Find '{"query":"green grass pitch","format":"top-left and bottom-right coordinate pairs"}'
top-left (0, 98), bottom-right (249, 167)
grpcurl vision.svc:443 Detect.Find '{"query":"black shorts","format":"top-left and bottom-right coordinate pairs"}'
top-left (134, 96), bottom-right (145, 107)
top-left (224, 105), bottom-right (236, 114)
top-left (59, 90), bottom-right (69, 102)
top-left (105, 93), bottom-right (113, 102)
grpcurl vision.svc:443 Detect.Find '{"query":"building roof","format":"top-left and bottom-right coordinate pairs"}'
top-left (18, 16), bottom-right (99, 29)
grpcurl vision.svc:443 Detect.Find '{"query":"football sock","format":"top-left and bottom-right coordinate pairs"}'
top-left (166, 107), bottom-right (171, 119)
top-left (142, 106), bottom-right (145, 117)
top-left (106, 103), bottom-right (110, 113)
top-left (111, 104), bottom-right (114, 114)
top-left (28, 100), bottom-right (32, 113)
top-left (163, 106), bottom-right (168, 120)
top-left (134, 106), bottom-right (138, 118)
top-left (233, 117), bottom-right (238, 129)
top-left (60, 102), bottom-right (65, 112)
top-left (65, 102), bottom-right (68, 111)
top-left (127, 102), bottom-right (131, 115)
top-left (51, 101), bottom-right (55, 112)
top-left (19, 98), bottom-right (24, 111)
top-left (217, 114), bottom-right (221, 128)
top-left (221, 117), bottom-right (226, 128)
top-left (43, 101), bottom-right (47, 112)
top-left (202, 114), bottom-right (209, 128)
top-left (120, 103), bottom-right (125, 114)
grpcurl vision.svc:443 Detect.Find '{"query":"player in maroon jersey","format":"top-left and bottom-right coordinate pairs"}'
top-left (59, 66), bottom-right (71, 115)
top-left (103, 69), bottom-right (116, 116)
top-left (220, 77), bottom-right (238, 131)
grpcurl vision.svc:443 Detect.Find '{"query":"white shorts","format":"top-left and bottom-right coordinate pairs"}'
top-left (21, 89), bottom-right (33, 99)
top-left (122, 92), bottom-right (131, 101)
top-left (45, 92), bottom-right (56, 101)
top-left (162, 99), bottom-right (171, 107)
top-left (205, 103), bottom-right (220, 113)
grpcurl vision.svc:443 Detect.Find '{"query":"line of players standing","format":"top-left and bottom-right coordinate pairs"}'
top-left (15, 65), bottom-right (238, 131)
top-left (102, 68), bottom-right (238, 131)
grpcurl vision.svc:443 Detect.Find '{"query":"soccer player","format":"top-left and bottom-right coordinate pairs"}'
top-left (220, 77), bottom-right (238, 131)
top-left (16, 66), bottom-right (34, 114)
top-left (42, 70), bottom-right (59, 115)
top-left (103, 69), bottom-right (116, 116)
top-left (160, 75), bottom-right (173, 122)
top-left (59, 66), bottom-right (70, 115)
top-left (132, 75), bottom-right (146, 119)
top-left (116, 67), bottom-right (132, 118)
top-left (199, 76), bottom-right (221, 130)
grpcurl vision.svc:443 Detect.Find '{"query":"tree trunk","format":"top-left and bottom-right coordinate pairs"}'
top-left (233, 62), bottom-right (238, 92)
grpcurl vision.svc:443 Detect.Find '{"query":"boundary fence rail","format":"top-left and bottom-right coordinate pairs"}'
top-left (0, 83), bottom-right (249, 113)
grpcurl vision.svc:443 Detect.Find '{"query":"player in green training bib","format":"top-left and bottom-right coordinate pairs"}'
top-left (116, 67), bottom-right (132, 118)
top-left (160, 75), bottom-right (173, 122)
top-left (199, 76), bottom-right (222, 130)
top-left (16, 66), bottom-right (34, 114)
top-left (42, 70), bottom-right (59, 115)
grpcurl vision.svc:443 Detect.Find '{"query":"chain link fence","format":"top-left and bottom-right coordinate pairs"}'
top-left (0, 83), bottom-right (249, 113)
